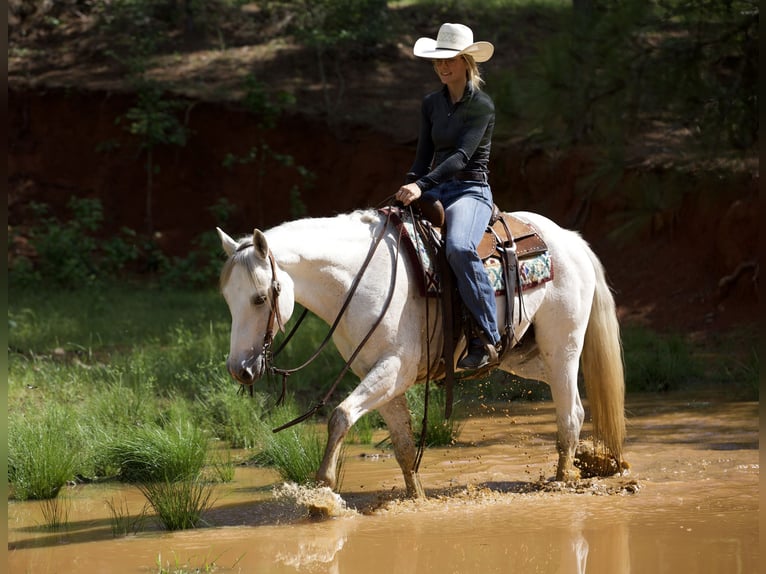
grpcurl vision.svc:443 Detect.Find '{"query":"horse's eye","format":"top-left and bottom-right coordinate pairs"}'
top-left (251, 293), bottom-right (268, 306)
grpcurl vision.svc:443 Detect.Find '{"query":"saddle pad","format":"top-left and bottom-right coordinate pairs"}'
top-left (484, 253), bottom-right (553, 295)
top-left (387, 209), bottom-right (554, 297)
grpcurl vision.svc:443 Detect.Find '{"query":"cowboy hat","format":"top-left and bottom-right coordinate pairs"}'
top-left (413, 23), bottom-right (494, 63)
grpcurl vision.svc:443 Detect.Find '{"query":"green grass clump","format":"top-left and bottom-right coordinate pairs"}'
top-left (104, 420), bottom-right (208, 483)
top-left (39, 496), bottom-right (71, 530)
top-left (254, 404), bottom-right (327, 485)
top-left (198, 383), bottom-right (270, 449)
top-left (8, 404), bottom-right (83, 500)
top-left (139, 479), bottom-right (216, 531)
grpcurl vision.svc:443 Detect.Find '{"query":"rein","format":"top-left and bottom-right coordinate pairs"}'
top-left (265, 207), bottom-right (404, 433)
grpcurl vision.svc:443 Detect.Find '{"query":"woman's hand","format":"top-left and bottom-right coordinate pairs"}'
top-left (395, 183), bottom-right (422, 206)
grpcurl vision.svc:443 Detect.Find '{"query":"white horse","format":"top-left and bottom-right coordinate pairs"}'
top-left (217, 209), bottom-right (625, 498)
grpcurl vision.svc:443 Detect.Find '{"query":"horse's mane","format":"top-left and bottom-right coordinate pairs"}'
top-left (219, 240), bottom-right (261, 293)
top-left (219, 209), bottom-right (383, 292)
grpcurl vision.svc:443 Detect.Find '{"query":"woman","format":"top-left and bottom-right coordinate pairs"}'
top-left (395, 22), bottom-right (500, 370)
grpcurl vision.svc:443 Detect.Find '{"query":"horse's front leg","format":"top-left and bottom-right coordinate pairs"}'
top-left (316, 407), bottom-right (352, 491)
top-left (316, 355), bottom-right (414, 492)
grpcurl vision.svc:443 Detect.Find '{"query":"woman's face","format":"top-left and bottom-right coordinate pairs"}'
top-left (433, 56), bottom-right (468, 86)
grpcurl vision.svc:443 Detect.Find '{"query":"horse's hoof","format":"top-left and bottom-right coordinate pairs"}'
top-left (556, 468), bottom-right (582, 483)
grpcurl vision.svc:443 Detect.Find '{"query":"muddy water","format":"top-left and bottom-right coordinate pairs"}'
top-left (8, 393), bottom-right (759, 574)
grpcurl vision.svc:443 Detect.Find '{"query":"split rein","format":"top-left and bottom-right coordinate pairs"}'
top-left (242, 205), bottom-right (406, 433)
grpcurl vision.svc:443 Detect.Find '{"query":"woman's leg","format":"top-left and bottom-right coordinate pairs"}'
top-left (443, 193), bottom-right (500, 347)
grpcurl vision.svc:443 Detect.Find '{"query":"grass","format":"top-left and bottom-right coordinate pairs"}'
top-left (254, 404), bottom-right (328, 485)
top-left (106, 496), bottom-right (150, 537)
top-left (38, 495), bottom-right (71, 530)
top-left (139, 479), bottom-right (217, 531)
top-left (103, 419), bottom-right (209, 483)
top-left (154, 551), bottom-right (243, 574)
top-left (7, 282), bottom-right (757, 511)
top-left (8, 404), bottom-right (83, 500)
top-left (407, 385), bottom-right (464, 447)
top-left (621, 326), bottom-right (702, 392)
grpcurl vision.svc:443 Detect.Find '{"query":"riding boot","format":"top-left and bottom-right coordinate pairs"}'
top-left (457, 335), bottom-right (500, 370)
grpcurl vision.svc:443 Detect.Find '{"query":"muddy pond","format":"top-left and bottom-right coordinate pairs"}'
top-left (8, 392), bottom-right (759, 574)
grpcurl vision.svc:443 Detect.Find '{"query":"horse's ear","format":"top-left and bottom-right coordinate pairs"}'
top-left (217, 227), bottom-right (238, 257)
top-left (253, 229), bottom-right (269, 260)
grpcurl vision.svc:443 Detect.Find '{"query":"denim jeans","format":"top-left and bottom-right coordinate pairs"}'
top-left (422, 179), bottom-right (500, 345)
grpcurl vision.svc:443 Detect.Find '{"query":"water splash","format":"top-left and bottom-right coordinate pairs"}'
top-left (273, 482), bottom-right (357, 518)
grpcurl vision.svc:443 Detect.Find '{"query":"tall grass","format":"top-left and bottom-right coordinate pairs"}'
top-left (621, 326), bottom-right (702, 392)
top-left (38, 495), bottom-right (71, 530)
top-left (254, 404), bottom-right (327, 485)
top-left (139, 479), bottom-right (216, 531)
top-left (8, 404), bottom-right (83, 500)
top-left (198, 383), bottom-right (270, 449)
top-left (406, 385), bottom-right (463, 447)
top-left (104, 420), bottom-right (209, 483)
top-left (106, 496), bottom-right (150, 537)
top-left (7, 283), bottom-right (754, 506)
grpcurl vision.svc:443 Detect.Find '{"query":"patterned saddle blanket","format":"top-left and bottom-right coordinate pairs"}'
top-left (385, 208), bottom-right (554, 297)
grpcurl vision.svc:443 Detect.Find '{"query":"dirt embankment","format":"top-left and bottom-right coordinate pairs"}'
top-left (7, 86), bottom-right (759, 337)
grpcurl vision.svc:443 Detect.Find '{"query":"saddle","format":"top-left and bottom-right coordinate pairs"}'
top-left (406, 197), bottom-right (549, 417)
top-left (412, 197), bottom-right (547, 259)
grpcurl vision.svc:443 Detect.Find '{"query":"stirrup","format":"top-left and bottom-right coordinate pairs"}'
top-left (457, 338), bottom-right (500, 371)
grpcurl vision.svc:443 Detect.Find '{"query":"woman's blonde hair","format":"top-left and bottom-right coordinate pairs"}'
top-left (463, 55), bottom-right (485, 90)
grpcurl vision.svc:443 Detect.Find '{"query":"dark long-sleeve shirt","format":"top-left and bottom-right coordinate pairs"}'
top-left (406, 82), bottom-right (495, 191)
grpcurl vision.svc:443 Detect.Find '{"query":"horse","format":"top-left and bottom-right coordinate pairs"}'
top-left (217, 208), bottom-right (626, 499)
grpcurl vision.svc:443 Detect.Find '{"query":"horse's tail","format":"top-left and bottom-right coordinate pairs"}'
top-left (581, 246), bottom-right (626, 468)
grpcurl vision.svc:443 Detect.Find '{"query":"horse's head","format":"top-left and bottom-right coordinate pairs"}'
top-left (217, 227), bottom-right (295, 386)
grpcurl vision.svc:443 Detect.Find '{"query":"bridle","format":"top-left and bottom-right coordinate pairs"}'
top-left (233, 208), bottom-right (403, 431)
top-left (232, 204), bottom-right (444, 471)
top-left (261, 251), bottom-right (285, 370)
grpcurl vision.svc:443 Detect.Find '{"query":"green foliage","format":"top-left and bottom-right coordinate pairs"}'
top-left (8, 404), bottom-right (84, 500)
top-left (38, 497), bottom-right (71, 530)
top-left (198, 384), bottom-right (270, 449)
top-left (622, 326), bottom-right (701, 392)
top-left (347, 411), bottom-right (385, 444)
top-left (10, 198), bottom-right (103, 288)
top-left (8, 196), bottom-right (235, 289)
top-left (106, 497), bottom-right (150, 537)
top-left (241, 74), bottom-right (296, 129)
top-left (119, 81), bottom-right (189, 150)
top-left (286, 0), bottom-right (390, 55)
top-left (492, 0), bottom-right (757, 152)
top-left (118, 80), bottom-right (190, 234)
top-left (162, 199), bottom-right (236, 288)
top-left (139, 478), bottom-right (216, 530)
top-left (104, 420), bottom-right (209, 483)
top-left (254, 404), bottom-right (327, 484)
top-left (406, 385), bottom-right (463, 446)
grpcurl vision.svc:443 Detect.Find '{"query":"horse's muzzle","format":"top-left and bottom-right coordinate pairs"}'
top-left (228, 355), bottom-right (265, 385)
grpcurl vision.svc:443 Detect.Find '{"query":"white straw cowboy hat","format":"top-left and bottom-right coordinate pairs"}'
top-left (413, 23), bottom-right (494, 63)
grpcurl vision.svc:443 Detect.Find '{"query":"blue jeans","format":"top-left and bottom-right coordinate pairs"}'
top-left (423, 179), bottom-right (500, 345)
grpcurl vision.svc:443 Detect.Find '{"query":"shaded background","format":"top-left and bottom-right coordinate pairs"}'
top-left (8, 0), bottom-right (759, 335)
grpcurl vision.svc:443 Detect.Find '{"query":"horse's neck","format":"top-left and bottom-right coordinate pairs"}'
top-left (266, 211), bottom-right (380, 324)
